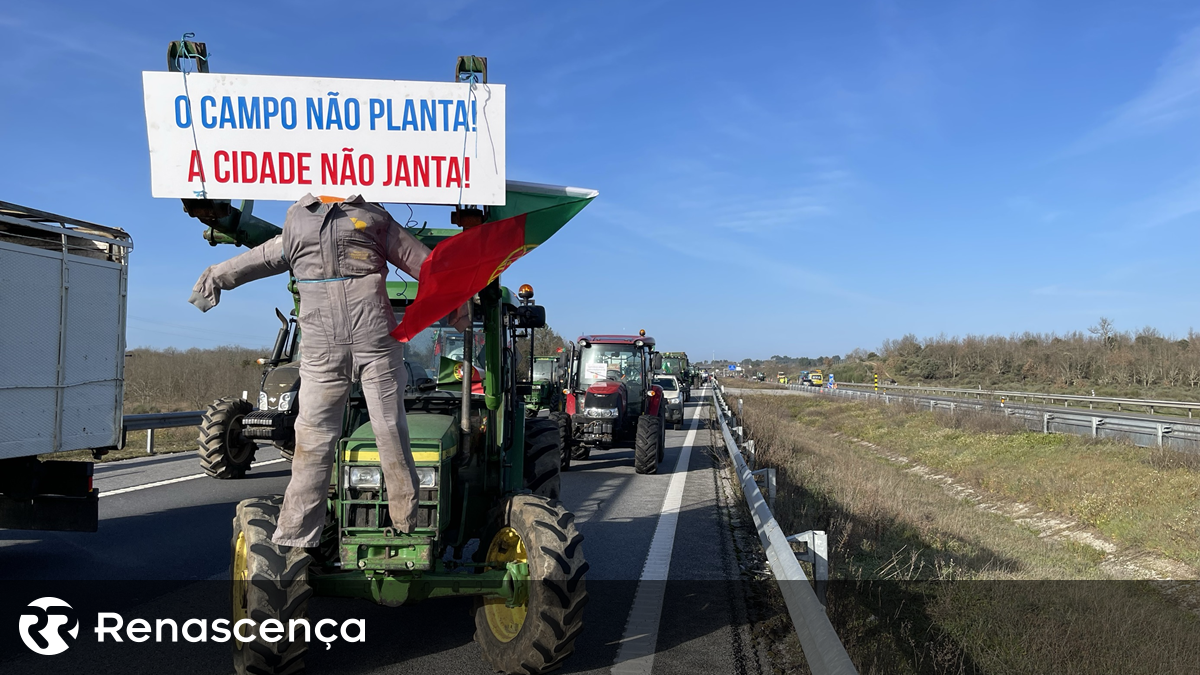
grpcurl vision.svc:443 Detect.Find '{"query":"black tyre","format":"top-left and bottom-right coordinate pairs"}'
top-left (548, 412), bottom-right (572, 473)
top-left (634, 415), bottom-right (662, 475)
top-left (658, 410), bottom-right (666, 462)
top-left (475, 495), bottom-right (589, 674)
top-left (524, 419), bottom-right (562, 500)
top-left (231, 495), bottom-right (312, 675)
top-left (199, 398), bottom-right (257, 479)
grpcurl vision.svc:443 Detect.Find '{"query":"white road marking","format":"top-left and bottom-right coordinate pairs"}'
top-left (611, 388), bottom-right (706, 674)
top-left (98, 458), bottom-right (288, 498)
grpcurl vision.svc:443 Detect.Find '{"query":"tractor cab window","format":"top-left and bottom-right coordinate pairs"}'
top-left (579, 345), bottom-right (643, 396)
top-left (532, 360), bottom-right (555, 382)
top-left (401, 311), bottom-right (486, 387)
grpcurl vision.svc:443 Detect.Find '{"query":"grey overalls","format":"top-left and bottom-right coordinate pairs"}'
top-left (189, 194), bottom-right (429, 545)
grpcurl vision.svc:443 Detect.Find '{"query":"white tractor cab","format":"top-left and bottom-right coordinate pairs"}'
top-left (564, 330), bottom-right (666, 474)
top-left (653, 374), bottom-right (685, 430)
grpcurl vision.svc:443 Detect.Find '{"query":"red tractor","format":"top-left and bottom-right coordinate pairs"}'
top-left (563, 330), bottom-right (666, 474)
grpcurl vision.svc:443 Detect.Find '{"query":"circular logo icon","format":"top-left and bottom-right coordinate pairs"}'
top-left (18, 597), bottom-right (79, 656)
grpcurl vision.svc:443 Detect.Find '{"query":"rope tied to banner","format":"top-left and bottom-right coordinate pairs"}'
top-left (457, 72), bottom-right (479, 209)
top-left (174, 33), bottom-right (209, 199)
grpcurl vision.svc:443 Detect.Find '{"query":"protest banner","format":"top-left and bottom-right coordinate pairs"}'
top-left (142, 72), bottom-right (505, 204)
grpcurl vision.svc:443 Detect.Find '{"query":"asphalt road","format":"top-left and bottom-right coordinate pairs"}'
top-left (0, 388), bottom-right (766, 675)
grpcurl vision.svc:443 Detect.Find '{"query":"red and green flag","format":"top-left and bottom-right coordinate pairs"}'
top-left (391, 182), bottom-right (597, 343)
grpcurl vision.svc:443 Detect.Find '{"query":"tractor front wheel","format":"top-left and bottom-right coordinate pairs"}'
top-left (231, 495), bottom-right (312, 675)
top-left (548, 412), bottom-right (572, 472)
top-left (475, 495), bottom-right (589, 674)
top-left (198, 398), bottom-right (257, 479)
top-left (524, 419), bottom-right (562, 500)
top-left (634, 415), bottom-right (662, 475)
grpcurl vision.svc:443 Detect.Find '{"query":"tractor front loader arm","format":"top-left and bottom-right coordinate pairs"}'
top-left (182, 198), bottom-right (282, 248)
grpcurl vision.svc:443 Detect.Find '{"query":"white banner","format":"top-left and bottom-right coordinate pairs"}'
top-left (142, 72), bottom-right (505, 204)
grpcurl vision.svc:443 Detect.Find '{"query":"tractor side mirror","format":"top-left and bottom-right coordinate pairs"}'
top-left (651, 353), bottom-right (663, 371)
top-left (513, 304), bottom-right (546, 329)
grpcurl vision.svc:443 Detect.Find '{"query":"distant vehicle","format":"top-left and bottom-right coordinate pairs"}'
top-left (660, 352), bottom-right (692, 401)
top-left (809, 369), bottom-right (825, 386)
top-left (654, 375), bottom-right (685, 430)
top-left (777, 371), bottom-right (787, 384)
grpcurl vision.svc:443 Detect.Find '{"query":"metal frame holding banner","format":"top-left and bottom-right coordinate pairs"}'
top-left (142, 72), bottom-right (506, 205)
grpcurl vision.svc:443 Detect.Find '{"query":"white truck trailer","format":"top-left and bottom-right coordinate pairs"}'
top-left (0, 201), bottom-right (132, 531)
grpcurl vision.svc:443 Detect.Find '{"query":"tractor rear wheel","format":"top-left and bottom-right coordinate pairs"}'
top-left (634, 415), bottom-right (662, 475)
top-left (524, 419), bottom-right (562, 500)
top-left (231, 495), bottom-right (312, 675)
top-left (474, 495), bottom-right (589, 674)
top-left (548, 412), bottom-right (572, 472)
top-left (199, 398), bottom-right (257, 479)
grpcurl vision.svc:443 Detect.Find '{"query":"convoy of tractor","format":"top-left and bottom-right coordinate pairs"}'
top-left (0, 39), bottom-right (707, 675)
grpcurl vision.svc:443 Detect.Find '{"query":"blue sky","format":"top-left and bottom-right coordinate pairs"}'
top-left (3, 1), bottom-right (1200, 362)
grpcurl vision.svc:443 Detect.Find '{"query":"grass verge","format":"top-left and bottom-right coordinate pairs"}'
top-left (734, 393), bottom-right (1200, 674)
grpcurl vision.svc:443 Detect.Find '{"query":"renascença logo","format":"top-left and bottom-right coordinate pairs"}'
top-left (19, 597), bottom-right (79, 656)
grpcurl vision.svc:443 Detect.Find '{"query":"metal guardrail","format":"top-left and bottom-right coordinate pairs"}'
top-left (710, 384), bottom-right (858, 675)
top-left (831, 381), bottom-right (1200, 417)
top-left (121, 410), bottom-right (204, 454)
top-left (777, 384), bottom-right (1200, 453)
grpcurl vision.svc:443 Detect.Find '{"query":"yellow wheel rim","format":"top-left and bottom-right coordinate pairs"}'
top-left (232, 530), bottom-right (248, 650)
top-left (483, 526), bottom-right (528, 643)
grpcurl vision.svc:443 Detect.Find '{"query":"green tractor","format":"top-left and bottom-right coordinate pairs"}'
top-left (659, 351), bottom-right (692, 402)
top-left (523, 356), bottom-right (565, 416)
top-left (168, 41), bottom-right (597, 675)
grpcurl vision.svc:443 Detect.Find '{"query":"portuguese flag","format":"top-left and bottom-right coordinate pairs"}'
top-left (391, 182), bottom-right (597, 343)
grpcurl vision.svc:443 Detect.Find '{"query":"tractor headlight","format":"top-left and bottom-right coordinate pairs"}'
top-left (257, 391), bottom-right (269, 410)
top-left (277, 391), bottom-right (296, 411)
top-left (346, 466), bottom-right (382, 489)
top-left (416, 466), bottom-right (438, 488)
top-left (585, 407), bottom-right (619, 419)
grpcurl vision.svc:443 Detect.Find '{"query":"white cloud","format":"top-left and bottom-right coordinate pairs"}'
top-left (1073, 24), bottom-right (1200, 151)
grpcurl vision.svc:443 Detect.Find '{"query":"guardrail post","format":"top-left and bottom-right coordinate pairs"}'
top-left (950, 402), bottom-right (956, 415)
top-left (1043, 413), bottom-right (1052, 434)
top-left (744, 439), bottom-right (756, 470)
top-left (1092, 417), bottom-right (1103, 438)
top-left (146, 428), bottom-right (155, 455)
top-left (787, 530), bottom-right (830, 607)
top-left (738, 398), bottom-right (743, 418)
top-left (753, 468), bottom-right (777, 511)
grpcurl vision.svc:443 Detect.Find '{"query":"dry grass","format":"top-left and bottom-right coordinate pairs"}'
top-left (734, 393), bottom-right (1200, 674)
top-left (761, 396), bottom-right (1200, 570)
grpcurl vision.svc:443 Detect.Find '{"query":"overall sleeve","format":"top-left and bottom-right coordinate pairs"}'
top-left (383, 218), bottom-right (431, 278)
top-left (188, 235), bottom-right (290, 312)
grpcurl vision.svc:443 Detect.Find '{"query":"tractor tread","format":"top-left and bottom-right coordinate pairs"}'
top-left (547, 412), bottom-right (572, 472)
top-left (523, 419), bottom-right (562, 500)
top-left (475, 495), bottom-right (588, 675)
top-left (232, 496), bottom-right (313, 675)
top-left (198, 398), bottom-right (257, 480)
top-left (634, 415), bottom-right (662, 475)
